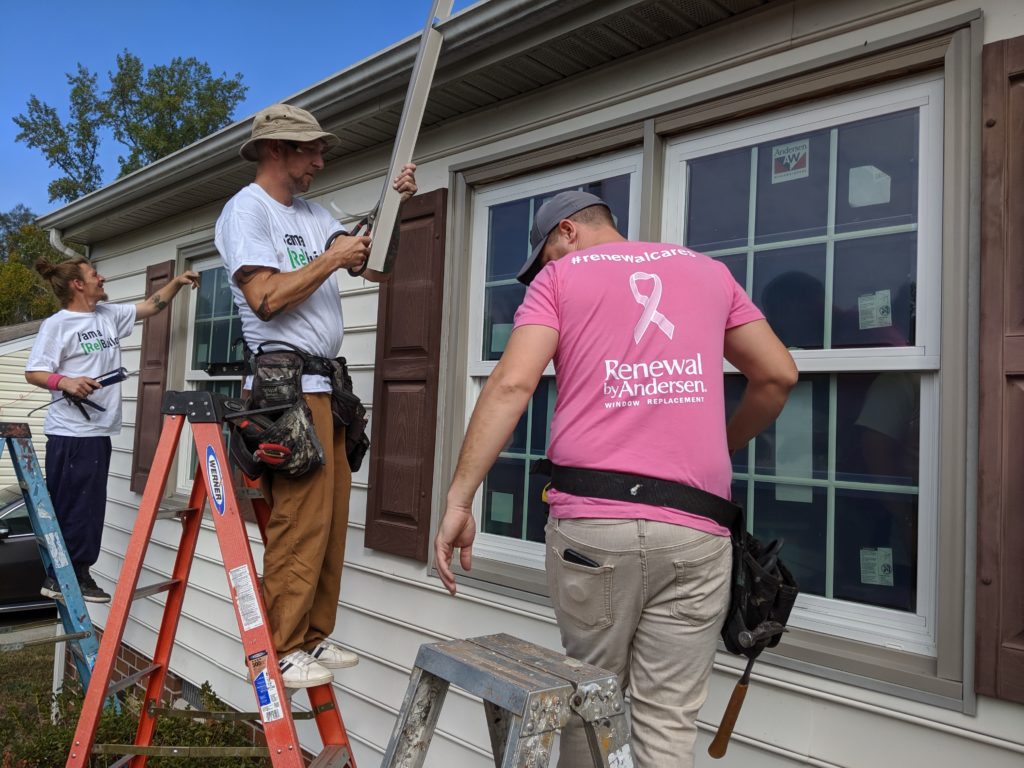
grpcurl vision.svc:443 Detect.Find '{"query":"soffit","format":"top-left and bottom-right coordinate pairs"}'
top-left (42, 0), bottom-right (775, 244)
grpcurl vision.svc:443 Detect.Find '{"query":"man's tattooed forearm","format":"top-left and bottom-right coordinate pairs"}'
top-left (149, 296), bottom-right (168, 311)
top-left (255, 296), bottom-right (287, 321)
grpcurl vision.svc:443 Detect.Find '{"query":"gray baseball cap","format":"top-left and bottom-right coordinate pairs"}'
top-left (516, 191), bottom-right (610, 285)
top-left (239, 103), bottom-right (341, 161)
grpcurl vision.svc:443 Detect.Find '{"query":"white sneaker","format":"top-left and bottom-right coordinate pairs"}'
top-left (309, 640), bottom-right (359, 669)
top-left (278, 650), bottom-right (333, 688)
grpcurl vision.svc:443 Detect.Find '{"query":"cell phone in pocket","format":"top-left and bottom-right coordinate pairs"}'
top-left (563, 548), bottom-right (601, 568)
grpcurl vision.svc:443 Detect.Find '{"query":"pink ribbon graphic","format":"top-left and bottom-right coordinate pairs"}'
top-left (630, 272), bottom-right (675, 344)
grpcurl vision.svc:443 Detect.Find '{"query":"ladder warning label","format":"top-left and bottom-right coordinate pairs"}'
top-left (228, 565), bottom-right (264, 631)
top-left (247, 651), bottom-right (284, 722)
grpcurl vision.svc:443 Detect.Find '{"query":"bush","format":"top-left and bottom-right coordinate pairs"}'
top-left (0, 676), bottom-right (269, 767)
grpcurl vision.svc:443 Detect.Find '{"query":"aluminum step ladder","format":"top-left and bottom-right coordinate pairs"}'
top-left (64, 391), bottom-right (355, 768)
top-left (0, 422), bottom-right (99, 689)
top-left (381, 633), bottom-right (632, 768)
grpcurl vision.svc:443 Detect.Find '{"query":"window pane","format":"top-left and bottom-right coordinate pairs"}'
top-left (192, 266), bottom-right (242, 370)
top-left (751, 481), bottom-right (827, 598)
top-left (753, 245), bottom-right (827, 351)
top-left (715, 253), bottom-right (747, 292)
top-left (481, 379), bottom-right (554, 542)
top-left (834, 488), bottom-right (917, 612)
top-left (836, 372), bottom-right (920, 486)
top-left (482, 457), bottom-right (525, 538)
top-left (832, 232), bottom-right (916, 348)
top-left (754, 128), bottom-right (830, 245)
top-left (754, 374), bottom-right (829, 479)
top-left (483, 283), bottom-right (527, 361)
top-left (488, 199), bottom-right (531, 281)
top-left (481, 174), bottom-right (632, 361)
top-left (686, 147), bottom-right (750, 252)
top-left (836, 109), bottom-right (918, 234)
top-left (733, 372), bottom-right (920, 610)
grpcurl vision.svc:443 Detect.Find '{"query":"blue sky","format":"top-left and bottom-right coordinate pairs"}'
top-left (1, 0), bottom-right (476, 216)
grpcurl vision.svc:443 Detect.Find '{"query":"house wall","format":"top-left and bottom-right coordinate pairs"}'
top-left (0, 343), bottom-right (51, 487)
top-left (77, 1), bottom-right (1024, 766)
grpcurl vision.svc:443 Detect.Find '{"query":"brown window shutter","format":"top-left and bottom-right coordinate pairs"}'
top-left (365, 188), bottom-right (447, 561)
top-left (977, 35), bottom-right (1024, 705)
top-left (130, 260), bottom-right (174, 494)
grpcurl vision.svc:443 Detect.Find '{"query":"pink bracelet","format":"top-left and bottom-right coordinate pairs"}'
top-left (46, 373), bottom-right (65, 391)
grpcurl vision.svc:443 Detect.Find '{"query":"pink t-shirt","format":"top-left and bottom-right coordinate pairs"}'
top-left (513, 241), bottom-right (763, 535)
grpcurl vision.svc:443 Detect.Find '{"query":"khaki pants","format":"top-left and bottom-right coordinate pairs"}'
top-left (545, 517), bottom-right (731, 768)
top-left (261, 393), bottom-right (351, 656)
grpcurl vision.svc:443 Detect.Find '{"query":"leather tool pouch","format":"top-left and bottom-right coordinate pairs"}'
top-left (327, 357), bottom-right (370, 472)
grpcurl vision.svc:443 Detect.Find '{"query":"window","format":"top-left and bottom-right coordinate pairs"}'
top-left (663, 77), bottom-right (943, 655)
top-left (176, 255), bottom-right (243, 493)
top-left (467, 151), bottom-right (642, 571)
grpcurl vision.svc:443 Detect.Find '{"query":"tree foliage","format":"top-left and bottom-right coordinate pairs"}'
top-left (0, 204), bottom-right (76, 325)
top-left (13, 50), bottom-right (247, 203)
top-left (12, 66), bottom-right (104, 204)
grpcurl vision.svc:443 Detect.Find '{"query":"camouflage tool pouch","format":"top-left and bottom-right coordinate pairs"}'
top-left (251, 348), bottom-right (305, 409)
top-left (327, 357), bottom-right (370, 472)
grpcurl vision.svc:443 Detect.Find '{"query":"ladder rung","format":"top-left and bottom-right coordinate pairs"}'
top-left (132, 578), bottom-right (180, 601)
top-left (145, 700), bottom-right (332, 722)
top-left (236, 486), bottom-right (263, 499)
top-left (94, 744), bottom-right (270, 758)
top-left (156, 506), bottom-right (200, 521)
top-left (0, 621), bottom-right (90, 651)
top-left (68, 640), bottom-right (87, 662)
top-left (309, 745), bottom-right (351, 768)
top-left (107, 663), bottom-right (160, 697)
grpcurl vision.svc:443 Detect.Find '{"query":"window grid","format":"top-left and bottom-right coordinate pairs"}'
top-left (474, 167), bottom-right (639, 546)
top-left (706, 126), bottom-right (922, 603)
top-left (178, 258), bottom-right (244, 493)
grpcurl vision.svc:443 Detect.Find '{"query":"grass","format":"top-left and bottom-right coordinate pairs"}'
top-left (0, 639), bottom-right (57, 718)
top-left (0, 625), bottom-right (269, 767)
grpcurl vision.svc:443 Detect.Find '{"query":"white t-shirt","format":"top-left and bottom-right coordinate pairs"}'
top-left (214, 183), bottom-right (347, 393)
top-left (26, 304), bottom-right (137, 437)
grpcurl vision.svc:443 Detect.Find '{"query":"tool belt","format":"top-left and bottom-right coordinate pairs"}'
top-left (533, 459), bottom-right (799, 660)
top-left (229, 341), bottom-right (370, 479)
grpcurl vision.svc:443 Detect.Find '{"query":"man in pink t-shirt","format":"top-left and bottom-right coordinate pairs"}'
top-left (435, 191), bottom-right (796, 768)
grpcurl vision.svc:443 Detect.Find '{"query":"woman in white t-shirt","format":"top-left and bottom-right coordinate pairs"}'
top-left (25, 257), bottom-right (197, 602)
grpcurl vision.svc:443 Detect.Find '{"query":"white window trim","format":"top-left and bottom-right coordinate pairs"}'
top-left (175, 254), bottom-right (242, 496)
top-left (466, 150), bottom-right (644, 569)
top-left (662, 76), bottom-right (944, 656)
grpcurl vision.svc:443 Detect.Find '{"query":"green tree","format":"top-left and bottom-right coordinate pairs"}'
top-left (13, 50), bottom-right (247, 203)
top-left (0, 204), bottom-right (77, 325)
top-left (12, 65), bottom-right (104, 204)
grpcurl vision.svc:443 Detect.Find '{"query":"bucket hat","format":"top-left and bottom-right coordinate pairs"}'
top-left (239, 103), bottom-right (340, 161)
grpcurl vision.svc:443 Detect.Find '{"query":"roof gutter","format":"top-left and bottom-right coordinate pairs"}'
top-left (36, 0), bottom-right (591, 235)
top-left (48, 228), bottom-right (86, 260)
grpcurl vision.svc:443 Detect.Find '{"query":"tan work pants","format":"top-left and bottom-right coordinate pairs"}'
top-left (545, 517), bottom-right (731, 768)
top-left (261, 393), bottom-right (351, 656)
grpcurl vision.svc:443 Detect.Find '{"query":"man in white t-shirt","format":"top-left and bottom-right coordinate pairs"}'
top-left (215, 103), bottom-right (417, 688)
top-left (26, 257), bottom-right (198, 602)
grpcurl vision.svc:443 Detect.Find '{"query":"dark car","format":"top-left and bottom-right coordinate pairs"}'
top-left (0, 483), bottom-right (53, 614)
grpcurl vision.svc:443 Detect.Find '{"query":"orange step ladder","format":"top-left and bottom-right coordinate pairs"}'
top-left (65, 390), bottom-right (355, 768)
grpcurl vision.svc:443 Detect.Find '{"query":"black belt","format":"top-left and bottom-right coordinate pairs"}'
top-left (251, 340), bottom-right (339, 377)
top-left (532, 458), bottom-right (740, 531)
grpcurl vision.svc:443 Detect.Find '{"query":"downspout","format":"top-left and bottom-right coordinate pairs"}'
top-left (48, 228), bottom-right (87, 261)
